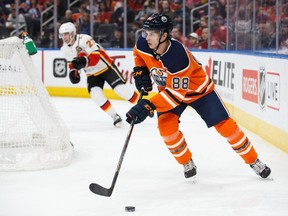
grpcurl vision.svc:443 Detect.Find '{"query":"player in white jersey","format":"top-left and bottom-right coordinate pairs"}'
top-left (59, 22), bottom-right (138, 127)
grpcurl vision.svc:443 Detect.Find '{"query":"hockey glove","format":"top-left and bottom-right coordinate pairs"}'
top-left (126, 99), bottom-right (155, 124)
top-left (133, 66), bottom-right (152, 95)
top-left (72, 56), bottom-right (88, 70)
top-left (69, 69), bottom-right (80, 84)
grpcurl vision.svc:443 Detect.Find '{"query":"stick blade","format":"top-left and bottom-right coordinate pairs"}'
top-left (89, 183), bottom-right (112, 197)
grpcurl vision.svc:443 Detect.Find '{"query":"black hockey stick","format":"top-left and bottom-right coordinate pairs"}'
top-left (89, 91), bottom-right (145, 197)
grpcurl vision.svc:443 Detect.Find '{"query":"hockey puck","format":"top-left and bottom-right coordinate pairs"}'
top-left (125, 206), bottom-right (135, 212)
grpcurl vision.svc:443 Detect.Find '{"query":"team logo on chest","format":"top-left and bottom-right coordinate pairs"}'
top-left (76, 46), bottom-right (83, 53)
top-left (151, 67), bottom-right (167, 86)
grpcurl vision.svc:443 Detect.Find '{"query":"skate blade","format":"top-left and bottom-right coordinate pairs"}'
top-left (188, 176), bottom-right (197, 184)
top-left (114, 121), bottom-right (124, 128)
top-left (264, 176), bottom-right (274, 181)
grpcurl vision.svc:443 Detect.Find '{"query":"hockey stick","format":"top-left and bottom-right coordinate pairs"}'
top-left (89, 91), bottom-right (145, 197)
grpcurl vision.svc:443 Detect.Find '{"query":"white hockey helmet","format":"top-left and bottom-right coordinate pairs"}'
top-left (59, 22), bottom-right (76, 45)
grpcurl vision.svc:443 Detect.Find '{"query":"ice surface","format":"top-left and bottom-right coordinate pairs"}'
top-left (1, 97), bottom-right (287, 216)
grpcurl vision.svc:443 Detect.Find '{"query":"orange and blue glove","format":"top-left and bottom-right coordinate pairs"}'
top-left (126, 99), bottom-right (155, 124)
top-left (133, 66), bottom-right (152, 95)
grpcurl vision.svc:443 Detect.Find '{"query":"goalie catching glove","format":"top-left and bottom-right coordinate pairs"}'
top-left (133, 66), bottom-right (152, 95)
top-left (126, 99), bottom-right (155, 124)
top-left (72, 56), bottom-right (88, 70)
top-left (69, 69), bottom-right (80, 84)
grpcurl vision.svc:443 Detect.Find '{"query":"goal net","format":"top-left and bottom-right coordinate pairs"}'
top-left (0, 36), bottom-right (73, 171)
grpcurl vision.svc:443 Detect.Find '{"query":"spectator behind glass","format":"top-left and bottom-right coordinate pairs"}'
top-left (234, 6), bottom-right (253, 50)
top-left (129, 0), bottom-right (145, 12)
top-left (78, 12), bottom-right (91, 35)
top-left (18, 0), bottom-right (29, 14)
top-left (264, 20), bottom-right (276, 49)
top-left (208, 4), bottom-right (219, 22)
top-left (110, 1), bottom-right (135, 26)
top-left (103, 0), bottom-right (117, 12)
top-left (134, 0), bottom-right (156, 24)
top-left (72, 0), bottom-right (89, 23)
top-left (171, 26), bottom-right (189, 47)
top-left (86, 0), bottom-right (99, 16)
top-left (224, 2), bottom-right (237, 31)
top-left (187, 32), bottom-right (200, 49)
top-left (211, 15), bottom-right (232, 49)
top-left (127, 21), bottom-right (141, 47)
top-left (0, 8), bottom-right (6, 27)
top-left (195, 15), bottom-right (207, 38)
top-left (255, 21), bottom-right (268, 50)
top-left (172, 0), bottom-right (191, 33)
top-left (5, 4), bottom-right (27, 32)
top-left (279, 18), bottom-right (288, 51)
top-left (197, 27), bottom-right (221, 50)
top-left (110, 27), bottom-right (124, 48)
top-left (40, 27), bottom-right (54, 48)
top-left (159, 0), bottom-right (175, 19)
top-left (95, 1), bottom-right (111, 24)
top-left (26, 0), bottom-right (41, 39)
top-left (59, 9), bottom-right (74, 24)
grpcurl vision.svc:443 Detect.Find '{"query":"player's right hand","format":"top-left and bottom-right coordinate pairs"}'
top-left (69, 69), bottom-right (80, 84)
top-left (133, 66), bottom-right (152, 95)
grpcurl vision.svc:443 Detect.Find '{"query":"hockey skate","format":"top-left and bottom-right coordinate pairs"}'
top-left (183, 159), bottom-right (197, 178)
top-left (113, 114), bottom-right (123, 127)
top-left (250, 158), bottom-right (271, 178)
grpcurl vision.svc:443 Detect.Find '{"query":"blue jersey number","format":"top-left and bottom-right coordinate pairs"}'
top-left (172, 77), bottom-right (189, 89)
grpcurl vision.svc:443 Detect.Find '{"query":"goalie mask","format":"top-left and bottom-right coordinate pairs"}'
top-left (59, 22), bottom-right (76, 46)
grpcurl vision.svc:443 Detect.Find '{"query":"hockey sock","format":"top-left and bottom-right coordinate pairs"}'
top-left (90, 87), bottom-right (118, 119)
top-left (113, 84), bottom-right (138, 104)
top-left (158, 112), bottom-right (192, 164)
top-left (214, 118), bottom-right (258, 164)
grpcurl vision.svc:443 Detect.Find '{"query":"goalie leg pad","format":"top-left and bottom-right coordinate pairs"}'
top-left (158, 112), bottom-right (192, 164)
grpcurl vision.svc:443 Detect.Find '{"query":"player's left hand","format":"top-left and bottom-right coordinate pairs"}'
top-left (126, 99), bottom-right (155, 124)
top-left (72, 56), bottom-right (88, 70)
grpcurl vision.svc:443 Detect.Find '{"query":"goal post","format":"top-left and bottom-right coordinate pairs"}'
top-left (0, 36), bottom-right (73, 171)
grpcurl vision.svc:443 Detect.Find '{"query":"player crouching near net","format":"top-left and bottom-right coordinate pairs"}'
top-left (126, 13), bottom-right (271, 179)
top-left (59, 22), bottom-right (138, 127)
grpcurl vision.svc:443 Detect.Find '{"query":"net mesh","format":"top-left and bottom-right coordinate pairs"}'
top-left (0, 37), bottom-right (73, 170)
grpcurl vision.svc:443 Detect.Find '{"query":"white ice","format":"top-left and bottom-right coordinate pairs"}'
top-left (1, 97), bottom-right (287, 216)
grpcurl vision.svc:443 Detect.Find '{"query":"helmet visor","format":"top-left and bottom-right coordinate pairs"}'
top-left (141, 29), bottom-right (162, 38)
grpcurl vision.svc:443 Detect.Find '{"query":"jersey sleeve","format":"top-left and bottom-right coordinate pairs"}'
top-left (77, 34), bottom-right (101, 67)
top-left (133, 45), bottom-right (147, 67)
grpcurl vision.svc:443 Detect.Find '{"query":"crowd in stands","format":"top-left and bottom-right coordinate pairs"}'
top-left (0, 0), bottom-right (287, 52)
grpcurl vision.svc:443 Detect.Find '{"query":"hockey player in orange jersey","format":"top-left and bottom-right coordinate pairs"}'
top-left (59, 22), bottom-right (138, 127)
top-left (126, 13), bottom-right (271, 179)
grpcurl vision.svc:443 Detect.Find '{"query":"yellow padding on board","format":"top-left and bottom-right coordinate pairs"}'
top-left (46, 86), bottom-right (287, 153)
top-left (226, 103), bottom-right (288, 153)
top-left (46, 87), bottom-right (158, 100)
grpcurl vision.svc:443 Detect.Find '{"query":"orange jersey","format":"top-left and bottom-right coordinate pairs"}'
top-left (133, 37), bottom-right (214, 113)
